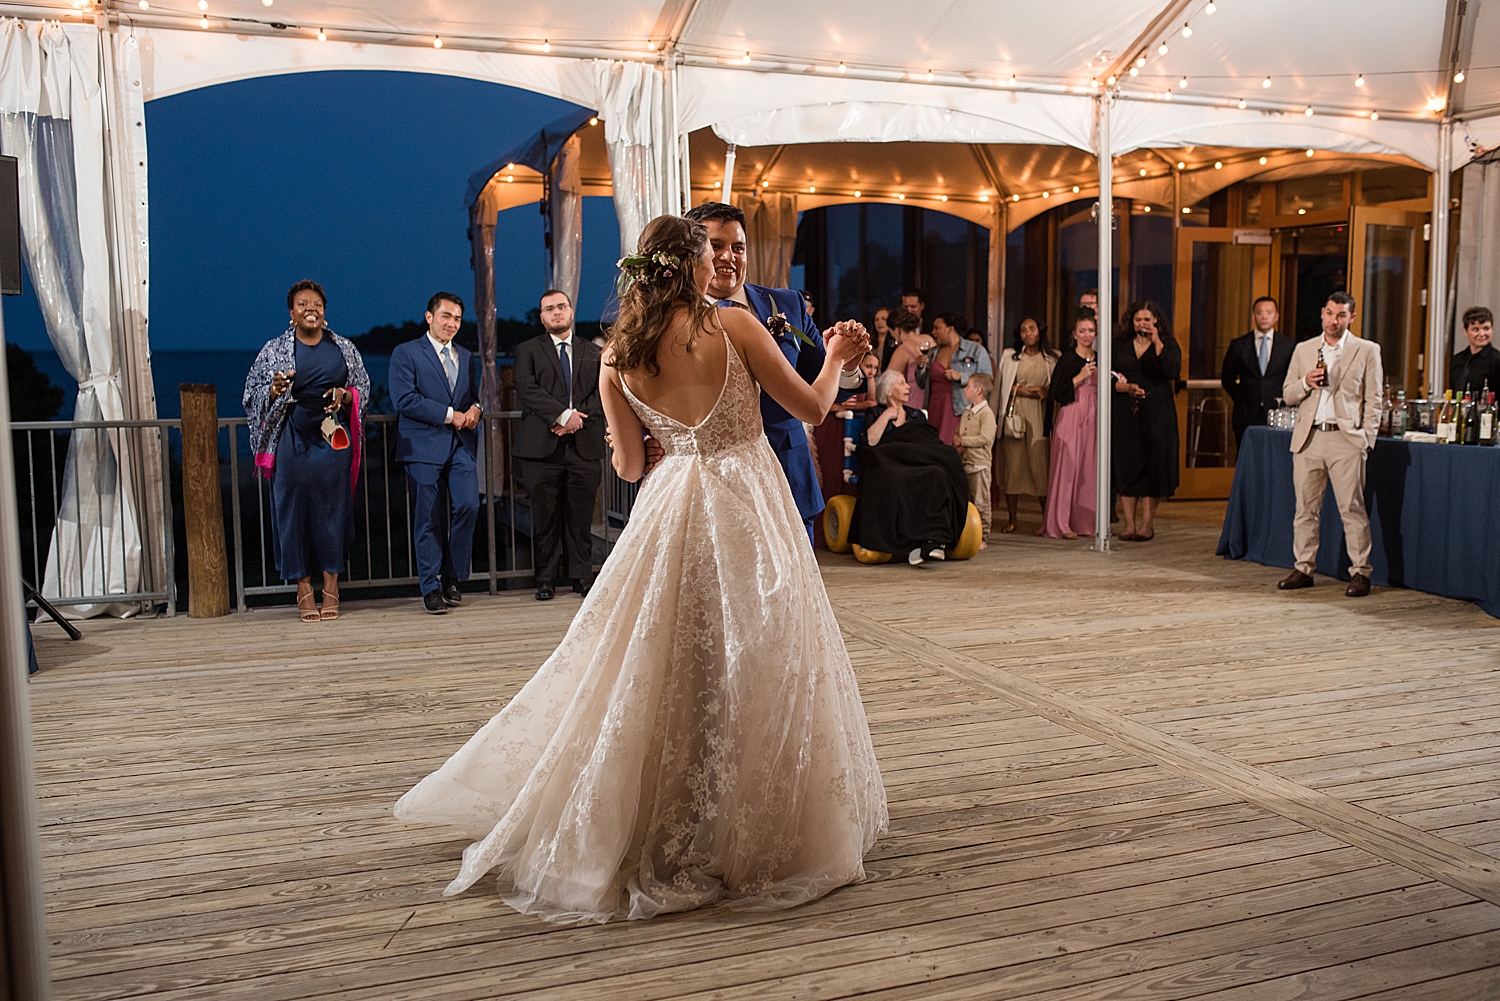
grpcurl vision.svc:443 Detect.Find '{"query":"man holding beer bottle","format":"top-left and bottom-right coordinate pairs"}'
top-left (1278, 291), bottom-right (1384, 597)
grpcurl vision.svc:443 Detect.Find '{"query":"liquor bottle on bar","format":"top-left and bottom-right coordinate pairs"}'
top-left (1464, 391), bottom-right (1481, 445)
top-left (1392, 390), bottom-right (1408, 437)
top-left (1378, 383), bottom-right (1392, 436)
top-left (1437, 390), bottom-right (1456, 442)
top-left (1481, 382), bottom-right (1497, 446)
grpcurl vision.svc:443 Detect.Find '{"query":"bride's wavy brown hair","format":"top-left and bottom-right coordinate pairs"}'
top-left (608, 215), bottom-right (715, 376)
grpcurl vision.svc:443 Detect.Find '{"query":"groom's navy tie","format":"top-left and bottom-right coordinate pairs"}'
top-left (558, 341), bottom-right (572, 406)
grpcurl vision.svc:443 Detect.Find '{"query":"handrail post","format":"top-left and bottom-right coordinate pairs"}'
top-left (179, 385), bottom-right (229, 617)
top-left (161, 422), bottom-right (177, 617)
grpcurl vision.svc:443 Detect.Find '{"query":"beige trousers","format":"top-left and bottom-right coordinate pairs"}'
top-left (966, 467), bottom-right (992, 540)
top-left (1292, 429), bottom-right (1372, 577)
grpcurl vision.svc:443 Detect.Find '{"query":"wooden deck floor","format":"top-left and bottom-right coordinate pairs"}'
top-left (27, 508), bottom-right (1500, 1000)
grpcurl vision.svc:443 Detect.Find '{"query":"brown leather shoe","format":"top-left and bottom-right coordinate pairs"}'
top-left (1345, 573), bottom-right (1371, 597)
top-left (1277, 570), bottom-right (1315, 590)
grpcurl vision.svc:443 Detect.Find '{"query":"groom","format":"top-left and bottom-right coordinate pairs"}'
top-left (681, 202), bottom-right (865, 543)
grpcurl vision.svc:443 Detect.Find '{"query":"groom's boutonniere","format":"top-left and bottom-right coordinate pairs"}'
top-left (765, 310), bottom-right (815, 349)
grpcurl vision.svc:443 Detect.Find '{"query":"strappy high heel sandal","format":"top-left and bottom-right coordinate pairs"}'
top-left (297, 582), bottom-right (319, 623)
top-left (320, 588), bottom-right (340, 620)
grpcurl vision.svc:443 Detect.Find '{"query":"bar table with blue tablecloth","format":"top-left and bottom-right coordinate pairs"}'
top-left (1217, 426), bottom-right (1500, 618)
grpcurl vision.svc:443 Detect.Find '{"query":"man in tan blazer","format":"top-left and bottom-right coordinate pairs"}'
top-left (1278, 291), bottom-right (1384, 597)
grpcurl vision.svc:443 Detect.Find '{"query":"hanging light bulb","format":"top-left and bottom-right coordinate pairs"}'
top-left (1143, 204), bottom-right (1152, 212)
top-left (1136, 54), bottom-right (1147, 68)
top-left (977, 192), bottom-right (988, 202)
top-left (1259, 155), bottom-right (1268, 164)
top-left (1042, 191), bottom-right (1050, 199)
top-left (1205, 1), bottom-right (1216, 12)
top-left (588, 116), bottom-right (598, 126)
top-left (137, 0), bottom-right (147, 8)
top-left (939, 194), bottom-right (948, 202)
top-left (1370, 111), bottom-right (1380, 121)
top-left (1158, 41), bottom-right (1169, 55)
top-left (1355, 74), bottom-right (1365, 87)
top-left (432, 36), bottom-right (442, 48)
top-left (1454, 70), bottom-right (1466, 83)
top-left (926, 69), bottom-right (935, 81)
top-left (1129, 66), bottom-right (1139, 77)
top-left (1180, 23), bottom-right (1192, 38)
top-left (1176, 160), bottom-right (1185, 169)
top-left (741, 51), bottom-right (752, 64)
top-left (1072, 185), bottom-right (1080, 192)
top-left (1305, 148), bottom-right (1315, 157)
top-left (199, 15), bottom-right (208, 27)
top-left (1178, 76), bottom-right (1188, 89)
top-left (1304, 106), bottom-right (1314, 116)
top-left (1009, 74), bottom-right (1017, 85)
top-left (896, 193), bottom-right (905, 201)
top-left (838, 62), bottom-right (846, 73)
top-left (196, 0), bottom-right (206, 10)
top-left (1012, 194), bottom-right (1020, 202)
top-left (1106, 75), bottom-right (1117, 85)
top-left (261, 0), bottom-right (272, 5)
top-left (1163, 90), bottom-right (1173, 100)
top-left (541, 39), bottom-right (551, 52)
top-left (316, 27), bottom-right (326, 40)
top-left (1238, 99), bottom-right (1248, 109)
top-left (808, 185), bottom-right (816, 193)
top-left (1214, 161), bottom-right (1223, 169)
top-left (1427, 94), bottom-right (1446, 111)
top-left (1139, 168), bottom-right (1147, 176)
top-left (1262, 76), bottom-right (1272, 88)
top-left (855, 190), bottom-right (863, 197)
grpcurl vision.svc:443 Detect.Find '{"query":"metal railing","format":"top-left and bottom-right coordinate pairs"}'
top-left (12, 413), bottom-right (639, 615)
top-left (11, 418), bottom-right (177, 614)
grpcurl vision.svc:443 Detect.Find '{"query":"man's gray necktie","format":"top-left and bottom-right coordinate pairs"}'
top-left (1258, 335), bottom-right (1270, 376)
top-left (443, 344), bottom-right (457, 391)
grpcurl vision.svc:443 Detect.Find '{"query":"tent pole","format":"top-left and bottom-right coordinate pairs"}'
top-left (1427, 121), bottom-right (1453, 398)
top-left (1093, 93), bottom-right (1114, 554)
top-left (722, 144), bottom-right (737, 202)
top-left (0, 312), bottom-right (53, 1001)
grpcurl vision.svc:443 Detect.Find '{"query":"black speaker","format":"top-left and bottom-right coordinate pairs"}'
top-left (0, 155), bottom-right (19, 296)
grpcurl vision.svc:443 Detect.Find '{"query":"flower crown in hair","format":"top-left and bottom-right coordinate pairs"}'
top-left (616, 251), bottom-right (683, 294)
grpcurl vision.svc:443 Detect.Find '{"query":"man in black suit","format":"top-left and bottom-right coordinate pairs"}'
top-left (513, 289), bottom-right (604, 600)
top-left (1221, 296), bottom-right (1295, 448)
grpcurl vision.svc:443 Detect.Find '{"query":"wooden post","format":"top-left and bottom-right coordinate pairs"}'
top-left (179, 384), bottom-right (230, 618)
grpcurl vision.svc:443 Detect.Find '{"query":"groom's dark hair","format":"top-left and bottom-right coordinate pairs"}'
top-left (685, 202), bottom-right (746, 228)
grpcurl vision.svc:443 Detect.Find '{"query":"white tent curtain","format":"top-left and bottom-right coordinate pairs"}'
top-left (0, 20), bottom-right (158, 617)
top-left (549, 132), bottom-right (582, 306)
top-left (1456, 149), bottom-right (1500, 354)
top-left (733, 191), bottom-right (796, 289)
top-left (594, 59), bottom-right (669, 257)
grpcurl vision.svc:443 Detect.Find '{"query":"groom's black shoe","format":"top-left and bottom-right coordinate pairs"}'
top-left (441, 578), bottom-right (463, 607)
top-left (573, 578), bottom-right (593, 598)
top-left (422, 591), bottom-right (448, 614)
top-left (535, 583), bottom-right (555, 601)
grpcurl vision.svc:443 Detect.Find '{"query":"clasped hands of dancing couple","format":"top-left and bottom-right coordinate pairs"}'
top-left (396, 212), bottom-right (888, 925)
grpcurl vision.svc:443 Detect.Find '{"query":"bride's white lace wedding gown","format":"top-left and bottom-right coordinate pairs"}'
top-left (395, 327), bottom-right (888, 924)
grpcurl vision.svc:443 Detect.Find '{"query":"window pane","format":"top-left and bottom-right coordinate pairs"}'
top-left (1362, 223), bottom-right (1412, 383)
top-left (1360, 167), bottom-right (1428, 205)
top-left (1278, 175), bottom-right (1344, 215)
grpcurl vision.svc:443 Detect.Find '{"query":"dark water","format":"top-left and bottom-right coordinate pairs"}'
top-left (27, 350), bottom-right (394, 421)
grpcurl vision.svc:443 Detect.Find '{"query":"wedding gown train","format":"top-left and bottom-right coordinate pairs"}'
top-left (395, 327), bottom-right (888, 924)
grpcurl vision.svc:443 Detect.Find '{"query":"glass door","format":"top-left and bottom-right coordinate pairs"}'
top-left (1173, 228), bottom-right (1273, 498)
top-left (1349, 206), bottom-right (1427, 394)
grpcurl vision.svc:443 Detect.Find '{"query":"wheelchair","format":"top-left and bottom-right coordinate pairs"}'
top-left (820, 410), bottom-right (984, 564)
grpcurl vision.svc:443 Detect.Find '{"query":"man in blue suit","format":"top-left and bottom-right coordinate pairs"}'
top-left (390, 292), bottom-right (481, 614)
top-left (683, 202), bottom-right (865, 543)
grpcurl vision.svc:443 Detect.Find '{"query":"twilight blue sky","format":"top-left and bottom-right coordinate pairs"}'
top-left (3, 70), bottom-right (621, 352)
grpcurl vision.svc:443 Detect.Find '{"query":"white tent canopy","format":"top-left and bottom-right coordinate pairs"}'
top-left (1, 0), bottom-right (1497, 570)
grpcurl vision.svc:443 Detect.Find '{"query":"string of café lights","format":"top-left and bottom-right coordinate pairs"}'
top-left (72, 0), bottom-right (1473, 210)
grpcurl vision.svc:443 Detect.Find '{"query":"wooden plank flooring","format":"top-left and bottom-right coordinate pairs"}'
top-left (26, 508), bottom-right (1500, 999)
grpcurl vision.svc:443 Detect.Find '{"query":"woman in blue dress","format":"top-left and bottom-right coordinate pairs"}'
top-left (244, 281), bottom-right (371, 621)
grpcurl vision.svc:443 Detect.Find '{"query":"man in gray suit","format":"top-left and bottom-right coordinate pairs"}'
top-left (1277, 291), bottom-right (1383, 597)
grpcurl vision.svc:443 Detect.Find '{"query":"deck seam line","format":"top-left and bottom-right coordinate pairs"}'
top-left (833, 604), bottom-right (1500, 907)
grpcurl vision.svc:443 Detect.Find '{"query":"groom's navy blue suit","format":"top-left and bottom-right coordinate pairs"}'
top-left (391, 334), bottom-right (480, 599)
top-left (727, 284), bottom-right (832, 542)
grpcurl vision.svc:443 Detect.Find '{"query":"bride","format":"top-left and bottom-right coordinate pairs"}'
top-left (395, 214), bottom-right (888, 924)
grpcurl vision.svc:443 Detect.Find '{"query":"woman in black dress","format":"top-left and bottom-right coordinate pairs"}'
top-left (1111, 300), bottom-right (1180, 541)
top-left (850, 370), bottom-right (969, 566)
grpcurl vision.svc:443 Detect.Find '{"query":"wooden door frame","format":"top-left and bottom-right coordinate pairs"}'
top-left (1172, 227), bottom-right (1271, 499)
top-left (1348, 206), bottom-right (1429, 395)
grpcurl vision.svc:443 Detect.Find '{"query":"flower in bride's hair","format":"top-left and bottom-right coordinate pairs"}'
top-left (616, 250), bottom-right (684, 295)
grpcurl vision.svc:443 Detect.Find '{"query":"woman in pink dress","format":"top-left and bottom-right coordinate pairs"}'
top-left (1042, 314), bottom-right (1102, 539)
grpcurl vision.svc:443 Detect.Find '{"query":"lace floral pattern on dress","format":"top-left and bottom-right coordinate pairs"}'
top-left (395, 325), bottom-right (888, 924)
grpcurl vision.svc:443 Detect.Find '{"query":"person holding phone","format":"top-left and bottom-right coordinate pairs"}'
top-left (244, 280), bottom-right (371, 622)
